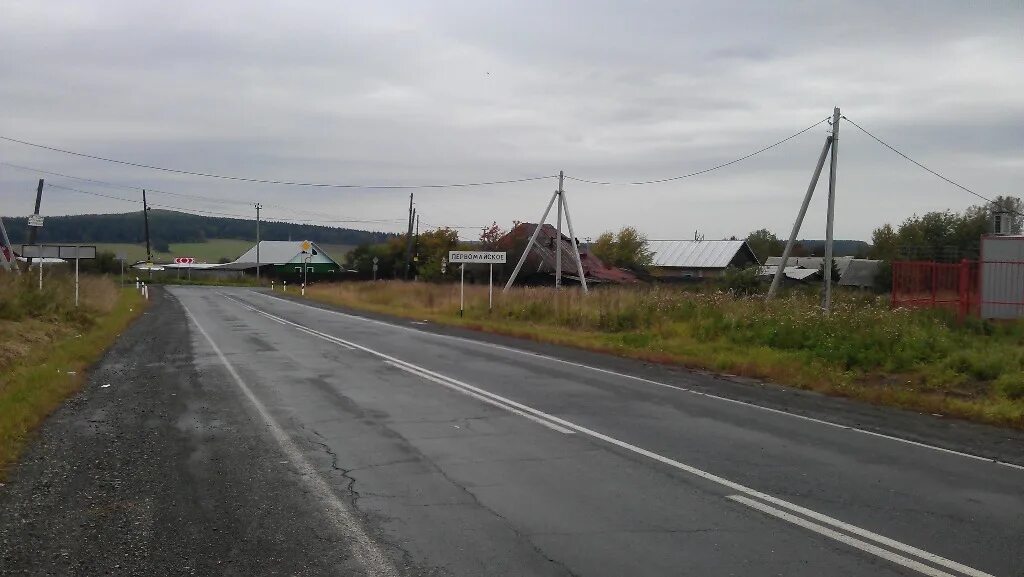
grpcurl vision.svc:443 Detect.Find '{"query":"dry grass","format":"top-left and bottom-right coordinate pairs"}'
top-left (0, 271), bottom-right (145, 478)
top-left (304, 281), bottom-right (1024, 429)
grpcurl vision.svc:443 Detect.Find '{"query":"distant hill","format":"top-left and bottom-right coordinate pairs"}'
top-left (3, 210), bottom-right (397, 248)
top-left (795, 239), bottom-right (870, 257)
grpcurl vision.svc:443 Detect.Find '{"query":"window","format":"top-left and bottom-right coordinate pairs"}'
top-left (295, 267), bottom-right (301, 273)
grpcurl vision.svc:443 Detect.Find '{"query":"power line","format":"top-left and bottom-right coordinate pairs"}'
top-left (564, 117), bottom-right (830, 186)
top-left (0, 135), bottom-right (556, 189)
top-left (0, 160), bottom-right (405, 223)
top-left (842, 116), bottom-right (1021, 218)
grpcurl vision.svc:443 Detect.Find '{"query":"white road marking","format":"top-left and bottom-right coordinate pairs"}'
top-left (223, 293), bottom-right (995, 577)
top-left (253, 290), bottom-right (1024, 472)
top-left (383, 361), bottom-right (574, 434)
top-left (727, 495), bottom-right (961, 577)
top-left (181, 303), bottom-right (399, 577)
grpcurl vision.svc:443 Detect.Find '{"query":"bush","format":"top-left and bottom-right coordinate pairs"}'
top-left (994, 373), bottom-right (1024, 400)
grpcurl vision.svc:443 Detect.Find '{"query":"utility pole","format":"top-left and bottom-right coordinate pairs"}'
top-left (504, 171), bottom-right (588, 294)
top-left (767, 136), bottom-right (832, 300)
top-left (25, 179), bottom-right (43, 267)
top-left (254, 203), bottom-right (262, 281)
top-left (822, 107), bottom-right (841, 313)
top-left (555, 171), bottom-right (563, 288)
top-left (0, 211), bottom-right (17, 273)
top-left (142, 189), bottom-right (152, 263)
top-left (404, 193), bottom-right (415, 280)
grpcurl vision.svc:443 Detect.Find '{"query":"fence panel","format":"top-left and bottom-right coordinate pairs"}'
top-left (892, 260), bottom-right (1024, 320)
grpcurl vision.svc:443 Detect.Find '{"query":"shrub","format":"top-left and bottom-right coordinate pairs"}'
top-left (994, 373), bottom-right (1024, 400)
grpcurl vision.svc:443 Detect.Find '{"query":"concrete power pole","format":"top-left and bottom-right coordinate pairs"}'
top-left (555, 171), bottom-right (563, 288)
top-left (822, 107), bottom-right (841, 313)
top-left (25, 179), bottom-right (43, 266)
top-left (255, 203), bottom-right (262, 281)
top-left (142, 189), bottom-right (152, 263)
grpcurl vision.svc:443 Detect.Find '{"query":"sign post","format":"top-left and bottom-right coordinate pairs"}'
top-left (372, 256), bottom-right (378, 281)
top-left (448, 251), bottom-right (506, 316)
top-left (22, 245), bottom-right (96, 304)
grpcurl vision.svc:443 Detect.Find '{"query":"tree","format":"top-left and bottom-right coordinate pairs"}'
top-left (745, 229), bottom-right (783, 263)
top-left (590, 226), bottom-right (653, 271)
top-left (991, 195), bottom-right (1023, 234)
top-left (869, 224), bottom-right (898, 260)
top-left (415, 227), bottom-right (460, 281)
top-left (479, 221), bottom-right (505, 250)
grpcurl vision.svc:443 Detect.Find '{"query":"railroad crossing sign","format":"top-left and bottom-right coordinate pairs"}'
top-left (174, 257), bottom-right (196, 264)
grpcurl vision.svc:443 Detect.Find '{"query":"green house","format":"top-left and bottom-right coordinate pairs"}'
top-left (234, 240), bottom-right (342, 279)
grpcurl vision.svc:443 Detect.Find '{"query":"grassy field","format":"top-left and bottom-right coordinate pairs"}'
top-left (92, 240), bottom-right (354, 263)
top-left (303, 282), bottom-right (1024, 428)
top-left (0, 272), bottom-right (145, 477)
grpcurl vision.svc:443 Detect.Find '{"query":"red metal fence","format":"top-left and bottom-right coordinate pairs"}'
top-left (892, 260), bottom-right (1024, 319)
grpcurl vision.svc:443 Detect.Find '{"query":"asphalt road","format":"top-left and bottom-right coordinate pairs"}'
top-left (1, 285), bottom-right (1022, 576)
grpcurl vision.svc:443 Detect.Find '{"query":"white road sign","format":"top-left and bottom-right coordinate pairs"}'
top-left (448, 251), bottom-right (506, 264)
top-left (27, 215), bottom-right (44, 227)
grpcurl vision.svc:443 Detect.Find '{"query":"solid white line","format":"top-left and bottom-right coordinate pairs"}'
top-left (252, 290), bottom-right (1024, 471)
top-left (727, 495), bottom-right (960, 577)
top-left (181, 304), bottom-right (398, 577)
top-left (225, 293), bottom-right (994, 577)
top-left (382, 361), bottom-right (574, 434)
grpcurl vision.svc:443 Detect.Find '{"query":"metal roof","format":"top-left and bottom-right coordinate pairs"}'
top-left (837, 259), bottom-right (882, 287)
top-left (758, 265), bottom-right (821, 281)
top-left (234, 241), bottom-right (338, 265)
top-left (647, 240), bottom-right (753, 269)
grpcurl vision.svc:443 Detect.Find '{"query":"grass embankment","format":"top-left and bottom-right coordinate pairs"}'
top-left (304, 282), bottom-right (1024, 428)
top-left (0, 273), bottom-right (145, 477)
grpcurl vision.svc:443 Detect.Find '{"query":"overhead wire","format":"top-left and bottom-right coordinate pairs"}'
top-left (842, 116), bottom-right (1022, 218)
top-left (0, 135), bottom-right (556, 189)
top-left (0, 160), bottom-right (405, 224)
top-left (43, 182), bottom-right (406, 225)
top-left (564, 116), bottom-right (830, 185)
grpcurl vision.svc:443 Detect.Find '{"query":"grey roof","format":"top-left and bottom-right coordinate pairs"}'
top-left (765, 256), bottom-right (853, 276)
top-left (647, 240), bottom-right (754, 269)
top-left (758, 265), bottom-right (821, 281)
top-left (234, 241), bottom-right (338, 265)
top-left (838, 259), bottom-right (882, 287)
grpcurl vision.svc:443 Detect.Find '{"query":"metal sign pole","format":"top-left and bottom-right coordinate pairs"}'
top-left (75, 255), bottom-right (80, 307)
top-left (460, 263), bottom-right (465, 317)
top-left (489, 263), bottom-right (493, 312)
top-left (39, 255), bottom-right (43, 290)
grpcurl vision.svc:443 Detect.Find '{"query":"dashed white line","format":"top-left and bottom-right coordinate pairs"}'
top-left (222, 292), bottom-right (995, 577)
top-left (252, 290), bottom-right (1024, 471)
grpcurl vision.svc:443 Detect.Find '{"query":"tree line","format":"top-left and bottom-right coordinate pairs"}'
top-left (3, 210), bottom-right (396, 247)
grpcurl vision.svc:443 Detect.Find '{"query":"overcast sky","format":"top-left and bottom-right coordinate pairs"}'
top-left (1, 0), bottom-right (1021, 241)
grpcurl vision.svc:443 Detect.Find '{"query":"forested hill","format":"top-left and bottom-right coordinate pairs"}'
top-left (3, 210), bottom-right (397, 246)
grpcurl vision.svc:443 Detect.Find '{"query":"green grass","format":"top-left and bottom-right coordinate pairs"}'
top-left (91, 240), bottom-right (355, 264)
top-left (303, 282), bottom-right (1024, 429)
top-left (0, 273), bottom-right (145, 477)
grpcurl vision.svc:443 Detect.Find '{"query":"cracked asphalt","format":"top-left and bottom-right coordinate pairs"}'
top-left (1, 285), bottom-right (1022, 576)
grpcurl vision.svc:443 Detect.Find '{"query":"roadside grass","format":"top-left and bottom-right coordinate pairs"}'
top-left (0, 273), bottom-right (145, 478)
top-left (303, 282), bottom-right (1024, 429)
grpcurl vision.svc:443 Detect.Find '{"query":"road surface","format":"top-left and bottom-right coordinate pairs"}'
top-left (1, 286), bottom-right (1021, 576)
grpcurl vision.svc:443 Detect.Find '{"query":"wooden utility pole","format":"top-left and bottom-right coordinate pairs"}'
top-left (142, 189), bottom-right (152, 263)
top-left (255, 203), bottom-right (262, 281)
top-left (25, 179), bottom-right (43, 266)
top-left (404, 193), bottom-right (415, 280)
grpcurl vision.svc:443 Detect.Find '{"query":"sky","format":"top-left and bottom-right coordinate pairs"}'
top-left (1, 0), bottom-right (1021, 241)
